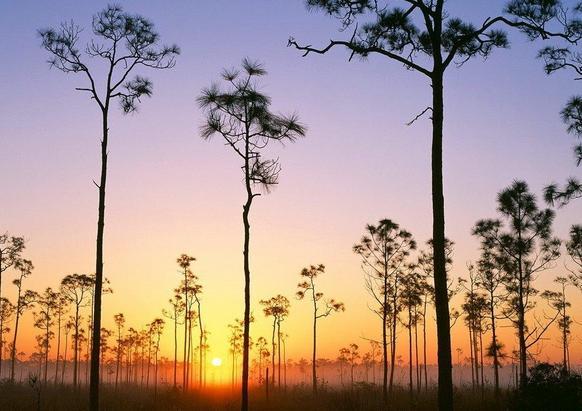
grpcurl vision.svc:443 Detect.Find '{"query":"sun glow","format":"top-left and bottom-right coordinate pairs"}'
top-left (211, 357), bottom-right (222, 367)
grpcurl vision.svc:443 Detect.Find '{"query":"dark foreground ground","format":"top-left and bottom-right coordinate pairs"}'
top-left (0, 383), bottom-right (524, 411)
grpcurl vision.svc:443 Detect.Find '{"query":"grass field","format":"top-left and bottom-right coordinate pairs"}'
top-left (0, 382), bottom-right (514, 411)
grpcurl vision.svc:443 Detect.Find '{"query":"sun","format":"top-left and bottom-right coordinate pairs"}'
top-left (211, 357), bottom-right (222, 367)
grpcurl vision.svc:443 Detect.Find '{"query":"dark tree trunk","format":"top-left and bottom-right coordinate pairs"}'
top-left (241, 182), bottom-right (252, 411)
top-left (431, 67), bottom-right (453, 410)
top-left (408, 306), bottom-right (413, 400)
top-left (197, 299), bottom-right (203, 389)
top-left (490, 297), bottom-right (499, 397)
top-left (382, 297), bottom-right (388, 402)
top-left (174, 310), bottom-right (177, 388)
top-left (312, 301), bottom-right (318, 395)
top-left (90, 107), bottom-right (108, 411)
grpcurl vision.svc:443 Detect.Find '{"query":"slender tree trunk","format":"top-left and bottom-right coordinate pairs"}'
top-left (173, 312), bottom-right (177, 388)
top-left (389, 289), bottom-right (398, 393)
top-left (89, 105), bottom-right (108, 411)
top-left (44, 321), bottom-right (50, 384)
top-left (431, 65), bottom-right (453, 411)
top-left (490, 299), bottom-right (499, 397)
top-left (277, 321), bottom-right (281, 390)
top-left (183, 271), bottom-right (188, 391)
top-left (517, 254), bottom-right (527, 388)
top-left (312, 310), bottom-right (318, 395)
top-left (415, 309), bottom-right (420, 393)
top-left (62, 331), bottom-right (69, 384)
top-left (55, 312), bottom-right (62, 384)
top-left (469, 322), bottom-right (475, 390)
top-left (423, 297), bottom-right (428, 391)
top-left (479, 326), bottom-right (484, 398)
top-left (240, 143), bottom-right (253, 411)
top-left (197, 298), bottom-right (203, 389)
top-left (271, 318), bottom-right (276, 388)
top-left (408, 305), bottom-right (413, 400)
top-left (10, 299), bottom-right (21, 382)
top-left (382, 275), bottom-right (388, 402)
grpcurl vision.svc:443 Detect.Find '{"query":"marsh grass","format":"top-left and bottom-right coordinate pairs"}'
top-left (0, 381), bottom-right (513, 411)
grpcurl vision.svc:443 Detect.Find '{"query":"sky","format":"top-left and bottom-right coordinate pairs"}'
top-left (1, 0), bottom-right (581, 380)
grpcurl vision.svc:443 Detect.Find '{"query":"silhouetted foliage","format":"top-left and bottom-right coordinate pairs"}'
top-left (513, 363), bottom-right (582, 411)
top-left (290, 3), bottom-right (578, 408)
top-left (473, 180), bottom-right (561, 386)
top-left (198, 58), bottom-right (305, 411)
top-left (39, 6), bottom-right (179, 409)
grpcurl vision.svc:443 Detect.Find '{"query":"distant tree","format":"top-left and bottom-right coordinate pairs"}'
top-left (198, 58), bottom-right (305, 411)
top-left (541, 276), bottom-right (573, 373)
top-left (256, 336), bottom-right (270, 384)
top-left (459, 266), bottom-right (487, 395)
top-left (353, 219), bottom-right (416, 400)
top-left (60, 274), bottom-right (93, 387)
top-left (400, 266), bottom-right (423, 398)
top-left (163, 293), bottom-right (184, 388)
top-left (176, 254), bottom-right (196, 390)
top-left (346, 343), bottom-right (360, 387)
top-left (113, 313), bottom-right (125, 389)
top-left (61, 318), bottom-right (74, 384)
top-left (289, 3), bottom-right (576, 408)
top-left (149, 318), bottom-right (165, 394)
top-left (99, 327), bottom-right (112, 383)
top-left (260, 294), bottom-right (290, 389)
top-left (39, 7), bottom-right (179, 408)
top-left (10, 259), bottom-right (38, 382)
top-left (34, 287), bottom-right (58, 384)
top-left (228, 318), bottom-right (244, 387)
top-left (473, 181), bottom-right (561, 386)
top-left (296, 264), bottom-right (345, 395)
top-left (475, 246), bottom-right (506, 397)
top-left (0, 297), bottom-right (14, 379)
top-left (0, 233), bottom-right (25, 377)
top-left (53, 293), bottom-right (69, 384)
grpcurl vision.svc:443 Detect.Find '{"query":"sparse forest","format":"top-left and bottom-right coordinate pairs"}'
top-left (1, 1), bottom-right (582, 411)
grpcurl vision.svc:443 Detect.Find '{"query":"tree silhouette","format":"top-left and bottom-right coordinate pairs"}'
top-left (53, 293), bottom-right (69, 384)
top-left (149, 318), bottom-right (165, 394)
top-left (289, 3), bottom-right (576, 408)
top-left (475, 245), bottom-right (506, 397)
top-left (0, 297), bottom-right (14, 379)
top-left (198, 58), bottom-right (305, 411)
top-left (33, 287), bottom-right (58, 384)
top-left (256, 336), bottom-right (270, 384)
top-left (260, 294), bottom-right (290, 389)
top-left (353, 219), bottom-right (416, 400)
top-left (113, 313), bottom-right (125, 389)
top-left (228, 318), bottom-right (244, 387)
top-left (541, 276), bottom-right (573, 373)
top-left (38, 7), bottom-right (179, 408)
top-left (566, 225), bottom-right (582, 284)
top-left (539, 40), bottom-right (582, 205)
top-left (400, 266), bottom-right (423, 399)
top-left (473, 180), bottom-right (561, 386)
top-left (10, 259), bottom-right (38, 382)
top-left (459, 266), bottom-right (487, 395)
top-left (60, 274), bottom-right (93, 387)
top-left (296, 264), bottom-right (345, 395)
top-left (163, 293), bottom-right (184, 388)
top-left (176, 254), bottom-right (196, 390)
top-left (0, 233), bottom-right (25, 378)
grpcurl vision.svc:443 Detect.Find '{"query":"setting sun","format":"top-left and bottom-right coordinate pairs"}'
top-left (211, 358), bottom-right (223, 367)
